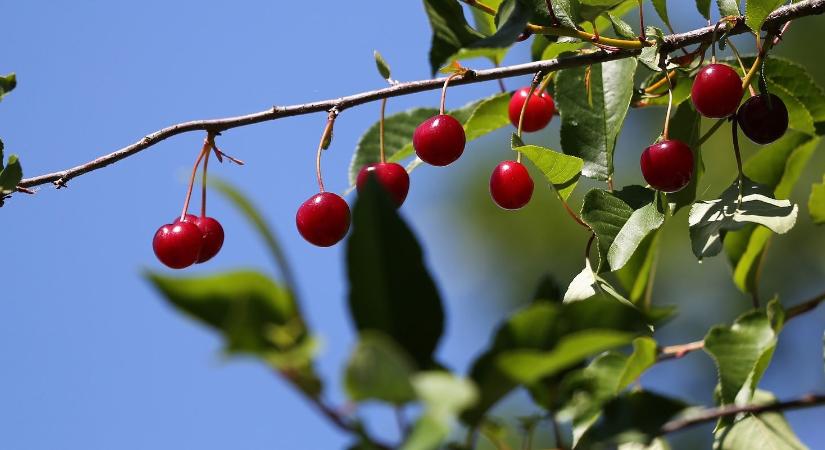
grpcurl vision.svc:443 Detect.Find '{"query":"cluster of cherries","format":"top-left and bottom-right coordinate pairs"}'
top-left (641, 62), bottom-right (789, 193)
top-left (295, 83), bottom-right (557, 248)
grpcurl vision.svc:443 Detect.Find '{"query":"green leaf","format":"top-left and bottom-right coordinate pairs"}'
top-left (347, 178), bottom-right (444, 367)
top-left (617, 337), bottom-right (657, 391)
top-left (422, 0), bottom-right (484, 75)
top-left (651, 0), bottom-right (672, 31)
top-left (704, 309), bottom-right (778, 406)
top-left (696, 0), bottom-right (712, 19)
top-left (809, 175), bottom-right (825, 225)
top-left (468, 0), bottom-right (531, 50)
top-left (745, 0), bottom-right (784, 33)
top-left (463, 92), bottom-right (511, 141)
top-left (0, 154), bottom-right (23, 195)
top-left (688, 178), bottom-right (798, 260)
top-left (471, 0), bottom-right (505, 36)
top-left (0, 73), bottom-right (16, 101)
top-left (619, 438), bottom-right (672, 450)
top-left (541, 40), bottom-right (586, 60)
top-left (345, 332), bottom-right (417, 404)
top-left (607, 12), bottom-right (635, 39)
top-left (402, 372), bottom-right (478, 450)
top-left (717, 0), bottom-right (742, 17)
top-left (580, 185), bottom-right (663, 272)
top-left (666, 102), bottom-right (704, 212)
top-left (374, 50), bottom-right (392, 80)
top-left (513, 136), bottom-right (584, 200)
top-left (614, 230), bottom-right (660, 305)
top-left (577, 391), bottom-right (687, 449)
top-left (713, 390), bottom-right (807, 450)
top-left (556, 57), bottom-right (637, 180)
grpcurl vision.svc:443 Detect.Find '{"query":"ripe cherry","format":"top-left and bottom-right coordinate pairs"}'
top-left (737, 93), bottom-right (789, 144)
top-left (508, 87), bottom-right (555, 132)
top-left (296, 192), bottom-right (351, 247)
top-left (176, 214), bottom-right (225, 263)
top-left (413, 114), bottom-right (465, 166)
top-left (640, 139), bottom-right (694, 193)
top-left (356, 162), bottom-right (410, 207)
top-left (690, 64), bottom-right (743, 118)
top-left (490, 160), bottom-right (534, 210)
top-left (153, 221), bottom-right (203, 269)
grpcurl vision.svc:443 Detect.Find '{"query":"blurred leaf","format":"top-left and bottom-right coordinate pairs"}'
top-left (513, 135), bottom-right (584, 200)
top-left (745, 0), bottom-right (784, 33)
top-left (402, 373), bottom-right (478, 450)
top-left (0, 154), bottom-right (23, 195)
top-left (713, 390), bottom-right (807, 450)
top-left (619, 438), bottom-right (672, 450)
top-left (422, 0), bottom-right (484, 75)
top-left (617, 337), bottom-right (657, 391)
top-left (810, 175), bottom-right (825, 225)
top-left (651, 0), bottom-right (671, 31)
top-left (0, 73), bottom-right (16, 101)
top-left (717, 0), bottom-right (742, 17)
top-left (703, 307), bottom-right (779, 407)
top-left (347, 178), bottom-right (444, 367)
top-left (581, 185), bottom-right (663, 272)
top-left (723, 131), bottom-right (819, 293)
top-left (557, 58), bottom-right (638, 180)
top-left (345, 332), bottom-right (417, 404)
top-left (688, 178), bottom-right (798, 260)
top-left (577, 391), bottom-right (687, 449)
top-left (463, 92), bottom-right (511, 141)
top-left (374, 50), bottom-right (392, 80)
top-left (696, 0), bottom-right (711, 19)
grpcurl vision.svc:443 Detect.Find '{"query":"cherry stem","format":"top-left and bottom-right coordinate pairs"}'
top-left (710, 18), bottom-right (729, 64)
top-left (697, 118), bottom-right (726, 146)
top-left (662, 65), bottom-right (675, 140)
top-left (731, 116), bottom-right (746, 215)
top-left (516, 72), bottom-right (543, 163)
top-left (379, 98), bottom-right (387, 163)
top-left (440, 72), bottom-right (462, 115)
top-left (316, 110), bottom-right (338, 193)
top-left (201, 142), bottom-right (211, 218)
top-left (180, 135), bottom-right (213, 222)
top-left (554, 187), bottom-right (590, 231)
top-left (726, 38), bottom-right (757, 96)
top-left (643, 70), bottom-right (677, 95)
top-left (537, 71), bottom-right (554, 94)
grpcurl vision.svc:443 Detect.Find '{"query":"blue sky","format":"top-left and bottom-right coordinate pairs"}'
top-left (2, 1), bottom-right (823, 449)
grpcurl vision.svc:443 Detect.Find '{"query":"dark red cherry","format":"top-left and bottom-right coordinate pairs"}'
top-left (175, 214), bottom-right (225, 263)
top-left (690, 64), bottom-right (743, 118)
top-left (490, 160), bottom-right (534, 210)
top-left (737, 93), bottom-right (789, 144)
top-left (640, 139), bottom-right (694, 193)
top-left (296, 192), bottom-right (351, 247)
top-left (413, 114), bottom-right (466, 166)
top-left (153, 221), bottom-right (203, 269)
top-left (356, 162), bottom-right (410, 206)
top-left (508, 87), bottom-right (555, 132)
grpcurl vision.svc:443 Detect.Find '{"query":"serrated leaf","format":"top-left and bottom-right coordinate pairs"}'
top-left (745, 0), bottom-right (784, 33)
top-left (514, 138), bottom-right (584, 200)
top-left (704, 309), bottom-right (778, 406)
top-left (810, 175), bottom-right (825, 225)
top-left (0, 73), bottom-right (16, 101)
top-left (422, 0), bottom-right (484, 75)
top-left (717, 0), bottom-right (742, 17)
top-left (714, 390), bottom-right (808, 450)
top-left (0, 154), bottom-right (23, 195)
top-left (345, 332), bottom-right (417, 404)
top-left (607, 12), bottom-right (635, 38)
top-left (652, 0), bottom-right (672, 31)
top-left (581, 186), bottom-right (663, 272)
top-left (402, 372), bottom-right (478, 450)
top-left (689, 178), bottom-right (798, 260)
top-left (347, 178), bottom-right (444, 367)
top-left (557, 58), bottom-right (637, 180)
top-left (373, 50), bottom-right (391, 80)
top-left (696, 0), bottom-right (712, 19)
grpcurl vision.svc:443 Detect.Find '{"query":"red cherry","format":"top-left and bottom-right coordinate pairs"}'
top-left (690, 64), bottom-right (743, 118)
top-left (413, 114), bottom-right (465, 166)
top-left (296, 192), bottom-right (351, 247)
top-left (356, 162), bottom-right (410, 206)
top-left (175, 214), bottom-right (225, 263)
top-left (737, 93), bottom-right (789, 144)
top-left (508, 87), bottom-right (555, 132)
top-left (152, 221), bottom-right (203, 269)
top-left (490, 160), bottom-right (534, 210)
top-left (640, 139), bottom-right (694, 193)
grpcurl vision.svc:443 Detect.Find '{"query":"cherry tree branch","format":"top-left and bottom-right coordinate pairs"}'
top-left (15, 0), bottom-right (825, 191)
top-left (660, 393), bottom-right (825, 435)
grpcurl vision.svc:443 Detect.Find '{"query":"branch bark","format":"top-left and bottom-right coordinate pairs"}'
top-left (15, 0), bottom-right (825, 191)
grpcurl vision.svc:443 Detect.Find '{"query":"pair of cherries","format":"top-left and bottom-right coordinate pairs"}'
top-left (640, 63), bottom-right (789, 193)
top-left (153, 214), bottom-right (225, 269)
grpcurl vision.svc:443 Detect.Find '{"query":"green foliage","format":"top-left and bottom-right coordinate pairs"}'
top-left (345, 332), bottom-right (417, 404)
top-left (745, 0), bottom-right (785, 33)
top-left (402, 373), bottom-right (478, 450)
top-left (713, 390), bottom-right (807, 450)
top-left (512, 134), bottom-right (584, 200)
top-left (810, 175), bottom-right (825, 225)
top-left (696, 0), bottom-right (712, 20)
top-left (347, 178), bottom-right (444, 368)
top-left (0, 152), bottom-right (23, 195)
top-left (717, 0), bottom-right (742, 17)
top-left (0, 73), bottom-right (15, 101)
top-left (651, 0), bottom-right (672, 31)
top-left (373, 50), bottom-right (392, 81)
top-left (556, 58), bottom-right (637, 180)
top-left (469, 0), bottom-right (531, 50)
top-left (577, 391), bottom-right (687, 448)
top-left (422, 0), bottom-right (484, 74)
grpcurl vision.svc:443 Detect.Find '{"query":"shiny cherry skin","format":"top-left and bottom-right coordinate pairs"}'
top-left (640, 139), bottom-right (694, 193)
top-left (356, 162), bottom-right (410, 207)
top-left (508, 87), bottom-right (555, 132)
top-left (690, 64), bottom-right (743, 118)
top-left (413, 114), bottom-right (466, 166)
top-left (490, 160), bottom-right (534, 210)
top-left (152, 221), bottom-right (203, 269)
top-left (737, 93), bottom-right (789, 144)
top-left (296, 192), bottom-right (351, 247)
top-left (176, 214), bottom-right (225, 263)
